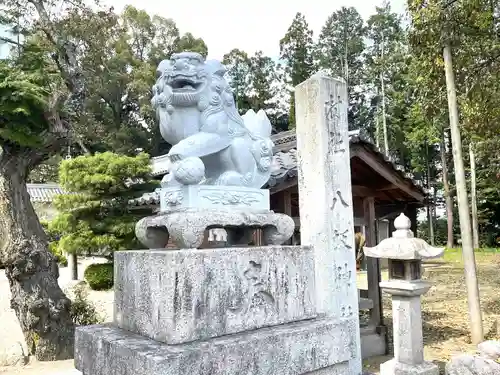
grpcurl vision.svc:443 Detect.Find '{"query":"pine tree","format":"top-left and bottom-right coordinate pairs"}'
top-left (365, 3), bottom-right (408, 156)
top-left (280, 12), bottom-right (315, 128)
top-left (316, 7), bottom-right (366, 128)
top-left (223, 48), bottom-right (252, 114)
top-left (248, 51), bottom-right (278, 113)
top-left (49, 152), bottom-right (158, 258)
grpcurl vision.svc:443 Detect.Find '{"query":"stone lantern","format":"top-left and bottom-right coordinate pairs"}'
top-left (364, 213), bottom-right (444, 375)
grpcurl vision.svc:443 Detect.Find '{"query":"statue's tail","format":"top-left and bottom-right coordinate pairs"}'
top-left (241, 109), bottom-right (273, 139)
top-left (241, 109), bottom-right (274, 188)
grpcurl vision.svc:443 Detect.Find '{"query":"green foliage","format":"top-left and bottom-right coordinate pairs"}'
top-left (408, 0), bottom-right (500, 245)
top-left (2, 3), bottom-right (210, 169)
top-left (176, 33), bottom-right (208, 57)
top-left (49, 242), bottom-right (68, 267)
top-left (316, 7), bottom-right (366, 129)
top-left (474, 139), bottom-right (500, 243)
top-left (49, 152), bottom-right (157, 256)
top-left (40, 221), bottom-right (67, 266)
top-left (28, 155), bottom-right (63, 183)
top-left (0, 62), bottom-right (49, 148)
top-left (280, 12), bottom-right (315, 128)
top-left (84, 263), bottom-right (114, 291)
top-left (418, 218), bottom-right (456, 247)
top-left (70, 283), bottom-right (103, 325)
top-left (223, 49), bottom-right (252, 114)
top-left (248, 51), bottom-right (278, 112)
top-left (279, 12), bottom-right (314, 86)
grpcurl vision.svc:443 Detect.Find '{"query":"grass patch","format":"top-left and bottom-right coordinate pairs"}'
top-left (439, 247), bottom-right (500, 264)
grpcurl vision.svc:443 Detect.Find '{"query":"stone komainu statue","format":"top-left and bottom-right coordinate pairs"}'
top-left (151, 51), bottom-right (274, 188)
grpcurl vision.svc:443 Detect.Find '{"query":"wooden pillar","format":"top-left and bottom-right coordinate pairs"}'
top-left (363, 197), bottom-right (384, 330)
top-left (405, 205), bottom-right (418, 234)
top-left (283, 189), bottom-right (292, 217)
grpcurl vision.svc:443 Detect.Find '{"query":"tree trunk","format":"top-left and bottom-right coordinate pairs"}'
top-left (380, 30), bottom-right (389, 157)
top-left (380, 72), bottom-right (389, 157)
top-left (443, 43), bottom-right (483, 344)
top-left (441, 135), bottom-right (454, 248)
top-left (469, 144), bottom-right (480, 249)
top-left (425, 141), bottom-right (435, 245)
top-left (71, 252), bottom-right (78, 280)
top-left (0, 153), bottom-right (74, 361)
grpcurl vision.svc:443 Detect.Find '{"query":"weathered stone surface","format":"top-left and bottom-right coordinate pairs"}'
top-left (295, 71), bottom-right (362, 373)
top-left (114, 246), bottom-right (316, 344)
top-left (159, 185), bottom-right (270, 212)
top-left (135, 208), bottom-right (295, 249)
top-left (390, 293), bottom-right (425, 365)
top-left (381, 359), bottom-right (439, 375)
top-left (445, 354), bottom-right (500, 375)
top-left (477, 340), bottom-right (500, 360)
top-left (75, 318), bottom-right (357, 375)
top-left (364, 213), bottom-right (444, 260)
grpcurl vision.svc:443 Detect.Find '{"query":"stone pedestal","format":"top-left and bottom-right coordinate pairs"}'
top-left (113, 247), bottom-right (317, 344)
top-left (379, 281), bottom-right (437, 375)
top-left (380, 281), bottom-right (431, 366)
top-left (135, 186), bottom-right (295, 249)
top-left (380, 360), bottom-right (439, 375)
top-left (76, 318), bottom-right (357, 375)
top-left (75, 247), bottom-right (360, 375)
top-left (159, 185), bottom-right (271, 212)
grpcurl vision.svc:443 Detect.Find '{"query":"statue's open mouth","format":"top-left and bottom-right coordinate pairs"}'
top-left (168, 75), bottom-right (203, 92)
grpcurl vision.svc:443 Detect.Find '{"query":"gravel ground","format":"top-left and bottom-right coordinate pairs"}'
top-left (0, 257), bottom-right (113, 375)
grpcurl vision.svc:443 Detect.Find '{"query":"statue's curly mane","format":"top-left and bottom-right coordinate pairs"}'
top-left (199, 67), bottom-right (247, 136)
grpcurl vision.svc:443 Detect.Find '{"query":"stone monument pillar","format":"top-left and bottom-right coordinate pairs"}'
top-left (295, 72), bottom-right (362, 375)
top-left (364, 213), bottom-right (444, 375)
top-left (74, 53), bottom-right (363, 375)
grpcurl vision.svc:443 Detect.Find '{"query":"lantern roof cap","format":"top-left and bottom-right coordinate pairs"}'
top-left (364, 213), bottom-right (445, 260)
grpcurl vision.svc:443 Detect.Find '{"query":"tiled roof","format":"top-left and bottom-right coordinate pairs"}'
top-left (129, 190), bottom-right (160, 206)
top-left (27, 183), bottom-right (66, 203)
top-left (27, 182), bottom-right (159, 207)
top-left (266, 131), bottom-right (426, 195)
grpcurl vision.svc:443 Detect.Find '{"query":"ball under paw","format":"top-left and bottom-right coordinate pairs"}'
top-left (173, 157), bottom-right (205, 185)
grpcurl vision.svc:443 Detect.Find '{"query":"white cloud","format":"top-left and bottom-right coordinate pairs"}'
top-left (104, 0), bottom-right (407, 60)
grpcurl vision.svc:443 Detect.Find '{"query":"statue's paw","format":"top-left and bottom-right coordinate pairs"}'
top-left (160, 173), bottom-right (182, 188)
top-left (214, 171), bottom-right (246, 186)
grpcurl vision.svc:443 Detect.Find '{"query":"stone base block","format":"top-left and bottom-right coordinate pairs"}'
top-left (159, 185), bottom-right (270, 212)
top-left (75, 318), bottom-right (358, 375)
top-left (380, 359), bottom-right (439, 375)
top-left (114, 247), bottom-right (316, 344)
top-left (135, 208), bottom-right (295, 249)
top-left (360, 326), bottom-right (386, 359)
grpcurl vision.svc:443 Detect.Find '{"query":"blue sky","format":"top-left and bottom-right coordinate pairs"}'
top-left (1, 0), bottom-right (407, 60)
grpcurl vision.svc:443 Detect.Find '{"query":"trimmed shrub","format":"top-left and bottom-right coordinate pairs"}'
top-left (69, 282), bottom-right (103, 326)
top-left (84, 263), bottom-right (114, 290)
